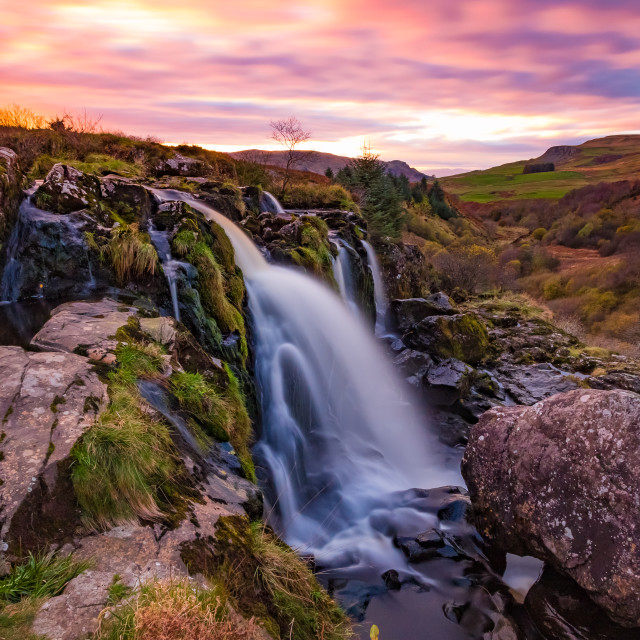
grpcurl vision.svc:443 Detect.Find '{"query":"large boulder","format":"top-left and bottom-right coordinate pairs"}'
top-left (388, 293), bottom-right (457, 332)
top-left (34, 163), bottom-right (101, 214)
top-left (462, 389), bottom-right (640, 627)
top-left (156, 152), bottom-right (209, 177)
top-left (0, 346), bottom-right (108, 557)
top-left (404, 313), bottom-right (490, 365)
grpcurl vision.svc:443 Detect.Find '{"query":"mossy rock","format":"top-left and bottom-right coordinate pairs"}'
top-left (34, 163), bottom-right (101, 214)
top-left (405, 312), bottom-right (490, 365)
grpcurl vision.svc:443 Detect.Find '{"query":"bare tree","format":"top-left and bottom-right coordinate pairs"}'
top-left (269, 117), bottom-right (313, 197)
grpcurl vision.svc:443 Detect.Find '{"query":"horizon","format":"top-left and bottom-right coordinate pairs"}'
top-left (3, 1), bottom-right (640, 172)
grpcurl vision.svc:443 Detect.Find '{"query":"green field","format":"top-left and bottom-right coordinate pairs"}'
top-left (443, 134), bottom-right (640, 203)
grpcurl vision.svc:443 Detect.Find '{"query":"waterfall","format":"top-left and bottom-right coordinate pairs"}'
top-left (260, 191), bottom-right (285, 214)
top-left (152, 189), bottom-right (460, 576)
top-left (363, 240), bottom-right (389, 336)
top-left (330, 235), bottom-right (360, 316)
top-left (147, 219), bottom-right (184, 322)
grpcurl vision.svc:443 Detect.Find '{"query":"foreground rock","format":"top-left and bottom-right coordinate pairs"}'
top-left (0, 346), bottom-right (108, 556)
top-left (34, 164), bottom-right (101, 214)
top-left (462, 389), bottom-right (640, 627)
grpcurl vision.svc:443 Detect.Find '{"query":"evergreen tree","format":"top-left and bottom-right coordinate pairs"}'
top-left (325, 166), bottom-right (334, 180)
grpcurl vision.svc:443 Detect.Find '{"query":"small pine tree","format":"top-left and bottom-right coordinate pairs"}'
top-left (325, 166), bottom-right (334, 180)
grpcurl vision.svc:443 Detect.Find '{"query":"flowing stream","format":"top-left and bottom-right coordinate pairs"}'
top-left (260, 190), bottom-right (286, 214)
top-left (362, 240), bottom-right (389, 336)
top-left (147, 219), bottom-right (187, 322)
top-left (330, 235), bottom-right (360, 315)
top-left (153, 190), bottom-right (461, 578)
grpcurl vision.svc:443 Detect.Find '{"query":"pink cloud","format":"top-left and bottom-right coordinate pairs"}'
top-left (1, 0), bottom-right (639, 168)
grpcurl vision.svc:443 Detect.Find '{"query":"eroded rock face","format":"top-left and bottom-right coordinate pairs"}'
top-left (0, 346), bottom-right (108, 555)
top-left (462, 389), bottom-right (640, 626)
top-left (34, 164), bottom-right (101, 214)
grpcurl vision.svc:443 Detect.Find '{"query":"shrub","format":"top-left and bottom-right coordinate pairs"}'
top-left (283, 183), bottom-right (356, 210)
top-left (532, 227), bottom-right (547, 241)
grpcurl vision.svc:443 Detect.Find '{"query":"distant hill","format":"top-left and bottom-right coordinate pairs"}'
top-left (442, 134), bottom-right (640, 203)
top-left (228, 149), bottom-right (428, 182)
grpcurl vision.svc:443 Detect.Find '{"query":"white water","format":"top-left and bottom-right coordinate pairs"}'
top-left (330, 236), bottom-right (360, 316)
top-left (260, 190), bottom-right (286, 214)
top-left (153, 189), bottom-right (461, 576)
top-left (147, 219), bottom-right (185, 322)
top-left (363, 240), bottom-right (389, 336)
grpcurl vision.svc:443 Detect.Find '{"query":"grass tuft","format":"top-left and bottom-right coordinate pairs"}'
top-left (103, 224), bottom-right (159, 284)
top-left (97, 579), bottom-right (259, 640)
top-left (0, 552), bottom-right (91, 604)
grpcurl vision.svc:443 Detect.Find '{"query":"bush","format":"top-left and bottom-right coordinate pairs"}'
top-left (283, 183), bottom-right (356, 210)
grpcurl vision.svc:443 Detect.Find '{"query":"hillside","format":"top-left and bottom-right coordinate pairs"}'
top-left (228, 149), bottom-right (428, 181)
top-left (443, 134), bottom-right (640, 203)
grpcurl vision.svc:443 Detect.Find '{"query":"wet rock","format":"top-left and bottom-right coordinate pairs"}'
top-left (404, 313), bottom-right (490, 365)
top-left (32, 299), bottom-right (138, 362)
top-left (495, 362), bottom-right (580, 405)
top-left (462, 389), bottom-right (640, 627)
top-left (0, 346), bottom-right (108, 555)
top-left (392, 348), bottom-right (434, 386)
top-left (100, 177), bottom-right (152, 224)
top-left (34, 164), bottom-right (101, 214)
top-left (524, 566), bottom-right (640, 640)
top-left (381, 569), bottom-right (401, 590)
top-left (424, 358), bottom-right (473, 405)
top-left (0, 147), bottom-right (23, 238)
top-left (388, 293), bottom-right (457, 332)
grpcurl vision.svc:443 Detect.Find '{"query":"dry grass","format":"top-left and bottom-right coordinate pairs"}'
top-left (98, 579), bottom-right (261, 640)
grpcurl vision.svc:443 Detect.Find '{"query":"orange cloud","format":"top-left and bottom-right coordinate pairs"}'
top-left (1, 0), bottom-right (640, 170)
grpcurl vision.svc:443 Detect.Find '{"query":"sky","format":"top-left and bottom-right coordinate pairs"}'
top-left (2, 0), bottom-right (640, 173)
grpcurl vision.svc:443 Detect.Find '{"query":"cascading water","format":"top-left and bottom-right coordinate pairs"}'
top-left (147, 218), bottom-right (186, 322)
top-left (153, 189), bottom-right (461, 578)
top-left (330, 235), bottom-right (360, 315)
top-left (363, 240), bottom-right (389, 336)
top-left (260, 190), bottom-right (286, 214)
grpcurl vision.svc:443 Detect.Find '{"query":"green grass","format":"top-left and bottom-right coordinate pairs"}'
top-left (103, 224), bottom-right (159, 284)
top-left (0, 597), bottom-right (46, 640)
top-left (443, 135), bottom-right (640, 203)
top-left (107, 574), bottom-right (133, 606)
top-left (0, 552), bottom-right (91, 604)
top-left (71, 339), bottom-right (187, 530)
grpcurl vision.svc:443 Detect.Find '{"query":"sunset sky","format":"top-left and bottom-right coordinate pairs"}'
top-left (2, 0), bottom-right (640, 173)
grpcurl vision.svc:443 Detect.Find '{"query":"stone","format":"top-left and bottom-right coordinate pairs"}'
top-left (2, 202), bottom-right (95, 300)
top-left (494, 362), bottom-right (580, 405)
top-left (388, 293), bottom-right (457, 332)
top-left (392, 348), bottom-right (434, 386)
top-left (0, 346), bottom-right (108, 555)
top-left (100, 177), bottom-right (152, 224)
top-left (462, 389), bottom-right (640, 626)
top-left (34, 164), bottom-right (101, 214)
top-left (404, 313), bottom-right (490, 365)
top-left (32, 299), bottom-right (138, 361)
top-left (0, 147), bottom-right (23, 239)
top-left (424, 358), bottom-right (473, 405)
top-left (156, 152), bottom-right (209, 177)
